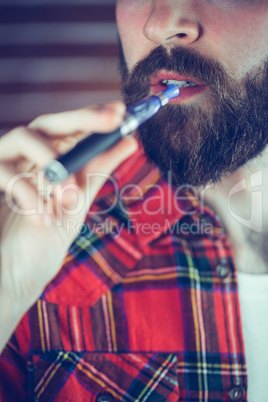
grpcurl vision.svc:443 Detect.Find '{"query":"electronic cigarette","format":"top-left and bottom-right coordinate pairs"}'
top-left (45, 84), bottom-right (180, 183)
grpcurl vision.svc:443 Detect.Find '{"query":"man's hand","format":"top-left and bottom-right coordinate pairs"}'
top-left (0, 102), bottom-right (138, 352)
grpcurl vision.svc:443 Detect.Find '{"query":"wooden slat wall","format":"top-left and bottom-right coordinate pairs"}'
top-left (0, 0), bottom-right (120, 136)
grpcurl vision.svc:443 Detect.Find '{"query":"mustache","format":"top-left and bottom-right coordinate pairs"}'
top-left (125, 46), bottom-right (226, 85)
top-left (119, 38), bottom-right (268, 186)
top-left (120, 46), bottom-right (237, 103)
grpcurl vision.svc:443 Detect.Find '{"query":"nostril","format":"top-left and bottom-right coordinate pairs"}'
top-left (177, 33), bottom-right (187, 38)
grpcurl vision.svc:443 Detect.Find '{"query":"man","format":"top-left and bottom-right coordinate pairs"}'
top-left (0, 0), bottom-right (268, 400)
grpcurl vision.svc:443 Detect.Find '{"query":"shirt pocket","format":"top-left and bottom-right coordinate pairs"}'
top-left (28, 351), bottom-right (179, 402)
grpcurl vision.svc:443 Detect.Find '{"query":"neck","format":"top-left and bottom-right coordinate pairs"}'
top-left (203, 147), bottom-right (268, 274)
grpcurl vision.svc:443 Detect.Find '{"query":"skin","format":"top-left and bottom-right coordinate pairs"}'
top-left (116, 0), bottom-right (268, 85)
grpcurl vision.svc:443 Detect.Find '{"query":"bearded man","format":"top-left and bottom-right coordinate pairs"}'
top-left (0, 1), bottom-right (267, 401)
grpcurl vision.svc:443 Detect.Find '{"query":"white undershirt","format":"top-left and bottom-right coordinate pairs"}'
top-left (237, 272), bottom-right (268, 402)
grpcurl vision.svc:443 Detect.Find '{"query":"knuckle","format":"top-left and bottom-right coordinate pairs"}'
top-left (102, 108), bottom-right (124, 128)
top-left (7, 126), bottom-right (29, 141)
top-left (5, 126), bottom-right (42, 149)
top-left (29, 113), bottom-right (49, 128)
top-left (17, 127), bottom-right (33, 142)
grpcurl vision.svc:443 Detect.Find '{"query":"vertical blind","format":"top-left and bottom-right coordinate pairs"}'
top-left (0, 0), bottom-right (120, 136)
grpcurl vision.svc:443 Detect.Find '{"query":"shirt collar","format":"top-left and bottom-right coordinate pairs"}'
top-left (43, 144), bottom-right (224, 306)
top-left (91, 144), bottom-right (205, 247)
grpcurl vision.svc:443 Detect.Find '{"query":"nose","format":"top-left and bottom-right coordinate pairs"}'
top-left (143, 0), bottom-right (201, 47)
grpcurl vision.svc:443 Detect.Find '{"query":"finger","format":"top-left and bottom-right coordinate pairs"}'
top-left (0, 163), bottom-right (44, 222)
top-left (0, 126), bottom-right (57, 167)
top-left (52, 136), bottom-right (79, 155)
top-left (28, 102), bottom-right (126, 137)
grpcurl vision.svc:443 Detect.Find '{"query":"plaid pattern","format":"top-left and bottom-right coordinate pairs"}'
top-left (0, 146), bottom-right (247, 401)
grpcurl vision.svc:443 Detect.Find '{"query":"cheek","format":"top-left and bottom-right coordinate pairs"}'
top-left (116, 0), bottom-right (156, 70)
top-left (202, 6), bottom-right (268, 77)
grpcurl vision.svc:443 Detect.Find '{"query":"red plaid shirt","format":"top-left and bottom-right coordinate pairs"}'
top-left (0, 146), bottom-right (247, 401)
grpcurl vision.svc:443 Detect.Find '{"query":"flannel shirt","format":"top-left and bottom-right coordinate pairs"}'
top-left (0, 146), bottom-right (247, 401)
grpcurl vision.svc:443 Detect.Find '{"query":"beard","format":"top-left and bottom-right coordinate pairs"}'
top-left (119, 42), bottom-right (268, 186)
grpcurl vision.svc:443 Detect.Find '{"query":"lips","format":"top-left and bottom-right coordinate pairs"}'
top-left (150, 71), bottom-right (208, 103)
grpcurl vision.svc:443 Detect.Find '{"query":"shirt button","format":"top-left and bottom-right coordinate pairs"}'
top-left (96, 393), bottom-right (114, 402)
top-left (228, 386), bottom-right (245, 401)
top-left (216, 263), bottom-right (231, 279)
top-left (200, 215), bottom-right (212, 227)
top-left (199, 215), bottom-right (214, 237)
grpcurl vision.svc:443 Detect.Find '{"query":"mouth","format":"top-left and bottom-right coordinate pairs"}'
top-left (162, 79), bottom-right (199, 88)
top-left (150, 71), bottom-right (208, 103)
